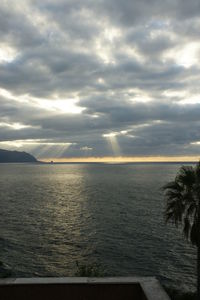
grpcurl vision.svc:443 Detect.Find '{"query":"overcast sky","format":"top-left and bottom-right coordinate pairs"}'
top-left (1, 0), bottom-right (200, 160)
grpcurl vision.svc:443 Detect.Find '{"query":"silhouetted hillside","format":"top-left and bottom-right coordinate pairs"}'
top-left (0, 149), bottom-right (37, 163)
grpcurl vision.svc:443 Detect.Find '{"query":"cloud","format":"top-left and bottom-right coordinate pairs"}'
top-left (0, 0), bottom-right (200, 159)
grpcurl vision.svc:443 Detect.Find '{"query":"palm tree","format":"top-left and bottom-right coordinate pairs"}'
top-left (163, 161), bottom-right (200, 299)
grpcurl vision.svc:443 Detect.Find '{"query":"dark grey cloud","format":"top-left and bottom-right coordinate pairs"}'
top-left (0, 0), bottom-right (200, 159)
top-left (0, 2), bottom-right (44, 49)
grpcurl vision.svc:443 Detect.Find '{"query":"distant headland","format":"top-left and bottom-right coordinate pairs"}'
top-left (0, 149), bottom-right (38, 163)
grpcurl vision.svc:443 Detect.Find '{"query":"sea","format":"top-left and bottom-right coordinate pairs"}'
top-left (0, 163), bottom-right (196, 292)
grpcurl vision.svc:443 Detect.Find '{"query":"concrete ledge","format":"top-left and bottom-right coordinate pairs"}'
top-left (0, 277), bottom-right (170, 300)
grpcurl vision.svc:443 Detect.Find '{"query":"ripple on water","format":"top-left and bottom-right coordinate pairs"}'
top-left (0, 163), bottom-right (196, 292)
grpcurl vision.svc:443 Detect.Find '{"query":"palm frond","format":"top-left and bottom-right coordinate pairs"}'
top-left (163, 181), bottom-right (182, 192)
top-left (165, 190), bottom-right (182, 199)
top-left (165, 211), bottom-right (177, 225)
top-left (195, 161), bottom-right (200, 181)
top-left (176, 166), bottom-right (195, 187)
top-left (190, 220), bottom-right (198, 246)
top-left (183, 217), bottom-right (190, 240)
top-left (165, 199), bottom-right (185, 226)
top-left (163, 162), bottom-right (200, 247)
top-left (185, 202), bottom-right (197, 218)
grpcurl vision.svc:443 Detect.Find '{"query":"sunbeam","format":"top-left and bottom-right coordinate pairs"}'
top-left (103, 133), bottom-right (121, 156)
top-left (0, 140), bottom-right (73, 159)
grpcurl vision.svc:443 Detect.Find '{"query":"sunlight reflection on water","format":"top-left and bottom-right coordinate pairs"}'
top-left (0, 163), bottom-right (196, 292)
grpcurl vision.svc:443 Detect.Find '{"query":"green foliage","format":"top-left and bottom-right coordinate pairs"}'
top-left (75, 261), bottom-right (105, 277)
top-left (163, 161), bottom-right (200, 246)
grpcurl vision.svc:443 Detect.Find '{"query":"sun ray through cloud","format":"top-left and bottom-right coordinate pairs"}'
top-left (103, 133), bottom-right (121, 156)
top-left (0, 0), bottom-right (200, 161)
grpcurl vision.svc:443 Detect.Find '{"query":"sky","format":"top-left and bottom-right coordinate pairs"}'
top-left (1, 0), bottom-right (200, 161)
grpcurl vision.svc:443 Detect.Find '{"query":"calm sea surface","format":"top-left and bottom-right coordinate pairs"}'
top-left (0, 163), bottom-right (196, 291)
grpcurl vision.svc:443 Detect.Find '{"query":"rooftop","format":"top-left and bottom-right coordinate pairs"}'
top-left (0, 277), bottom-right (170, 300)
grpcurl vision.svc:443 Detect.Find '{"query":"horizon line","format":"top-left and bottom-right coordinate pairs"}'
top-left (39, 155), bottom-right (200, 163)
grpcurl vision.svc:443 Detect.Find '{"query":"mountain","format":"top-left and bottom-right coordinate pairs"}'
top-left (0, 149), bottom-right (38, 163)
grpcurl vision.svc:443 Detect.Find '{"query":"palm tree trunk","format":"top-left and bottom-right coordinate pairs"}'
top-left (197, 202), bottom-right (200, 300)
top-left (197, 245), bottom-right (200, 300)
